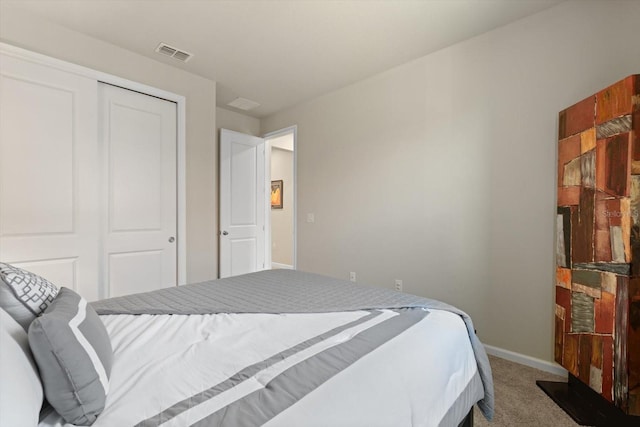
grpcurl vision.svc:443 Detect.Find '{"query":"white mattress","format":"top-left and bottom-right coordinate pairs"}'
top-left (40, 309), bottom-right (482, 427)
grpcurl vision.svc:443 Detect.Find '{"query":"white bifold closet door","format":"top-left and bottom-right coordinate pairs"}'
top-left (98, 84), bottom-right (177, 298)
top-left (0, 52), bottom-right (178, 300)
top-left (0, 54), bottom-right (101, 300)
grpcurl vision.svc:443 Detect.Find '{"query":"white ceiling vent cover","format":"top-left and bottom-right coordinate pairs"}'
top-left (155, 43), bottom-right (193, 62)
top-left (227, 97), bottom-right (261, 111)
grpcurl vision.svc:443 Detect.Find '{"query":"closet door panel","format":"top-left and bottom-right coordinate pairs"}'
top-left (108, 102), bottom-right (164, 232)
top-left (108, 250), bottom-right (162, 296)
top-left (0, 76), bottom-right (74, 234)
top-left (0, 54), bottom-right (99, 299)
top-left (99, 84), bottom-right (177, 298)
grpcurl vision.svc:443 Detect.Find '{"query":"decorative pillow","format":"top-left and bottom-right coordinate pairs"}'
top-left (28, 287), bottom-right (113, 426)
top-left (0, 262), bottom-right (58, 330)
top-left (0, 307), bottom-right (44, 427)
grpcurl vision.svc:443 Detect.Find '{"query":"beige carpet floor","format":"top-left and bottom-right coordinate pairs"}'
top-left (473, 355), bottom-right (579, 427)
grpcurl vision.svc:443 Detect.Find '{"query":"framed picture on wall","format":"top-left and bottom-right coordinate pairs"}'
top-left (271, 180), bottom-right (283, 209)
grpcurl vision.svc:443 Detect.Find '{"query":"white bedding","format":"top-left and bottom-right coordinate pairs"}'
top-left (40, 309), bottom-right (482, 427)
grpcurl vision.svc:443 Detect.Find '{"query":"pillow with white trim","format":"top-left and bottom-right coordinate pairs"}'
top-left (0, 262), bottom-right (58, 330)
top-left (0, 307), bottom-right (44, 427)
top-left (28, 287), bottom-right (113, 425)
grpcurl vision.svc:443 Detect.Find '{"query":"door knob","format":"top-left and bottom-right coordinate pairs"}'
top-left (221, 231), bottom-right (229, 236)
top-left (168, 236), bottom-right (175, 243)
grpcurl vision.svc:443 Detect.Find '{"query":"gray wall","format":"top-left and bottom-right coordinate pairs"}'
top-left (261, 0), bottom-right (640, 362)
top-left (1, 8), bottom-right (218, 282)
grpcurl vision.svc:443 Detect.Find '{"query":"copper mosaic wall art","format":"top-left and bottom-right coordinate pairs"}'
top-left (556, 75), bottom-right (640, 415)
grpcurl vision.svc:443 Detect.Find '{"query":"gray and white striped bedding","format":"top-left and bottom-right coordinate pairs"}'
top-left (92, 269), bottom-right (494, 421)
top-left (136, 308), bottom-right (430, 427)
top-left (38, 269), bottom-right (493, 426)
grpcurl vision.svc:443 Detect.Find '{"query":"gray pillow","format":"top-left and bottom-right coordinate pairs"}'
top-left (28, 287), bottom-right (113, 426)
top-left (0, 262), bottom-right (58, 330)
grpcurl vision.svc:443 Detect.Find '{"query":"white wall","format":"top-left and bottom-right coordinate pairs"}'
top-left (271, 148), bottom-right (294, 266)
top-left (0, 7), bottom-right (218, 282)
top-left (262, 0), bottom-right (640, 362)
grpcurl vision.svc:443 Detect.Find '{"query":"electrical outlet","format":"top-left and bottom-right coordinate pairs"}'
top-left (395, 279), bottom-right (403, 292)
top-left (350, 272), bottom-right (356, 282)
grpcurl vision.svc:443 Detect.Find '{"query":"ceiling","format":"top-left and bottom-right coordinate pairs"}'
top-left (1, 0), bottom-right (566, 118)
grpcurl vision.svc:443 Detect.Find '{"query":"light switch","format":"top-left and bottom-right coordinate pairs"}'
top-left (307, 213), bottom-right (315, 223)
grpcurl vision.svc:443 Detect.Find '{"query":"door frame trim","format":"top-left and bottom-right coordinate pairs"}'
top-left (263, 125), bottom-right (297, 270)
top-left (0, 42), bottom-right (187, 285)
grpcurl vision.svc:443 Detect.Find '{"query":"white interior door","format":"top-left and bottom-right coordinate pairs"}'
top-left (99, 83), bottom-right (177, 297)
top-left (0, 53), bottom-right (100, 300)
top-left (219, 129), bottom-right (266, 278)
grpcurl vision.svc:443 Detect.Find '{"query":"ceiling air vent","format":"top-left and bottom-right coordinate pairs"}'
top-left (155, 43), bottom-right (193, 62)
top-left (227, 97), bottom-right (261, 111)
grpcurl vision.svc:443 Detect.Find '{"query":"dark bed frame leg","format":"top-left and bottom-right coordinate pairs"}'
top-left (457, 408), bottom-right (473, 427)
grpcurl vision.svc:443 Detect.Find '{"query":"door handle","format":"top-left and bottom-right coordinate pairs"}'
top-left (221, 231), bottom-right (229, 236)
top-left (168, 236), bottom-right (175, 243)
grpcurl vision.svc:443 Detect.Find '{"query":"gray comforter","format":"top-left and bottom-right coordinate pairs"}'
top-left (92, 269), bottom-right (494, 421)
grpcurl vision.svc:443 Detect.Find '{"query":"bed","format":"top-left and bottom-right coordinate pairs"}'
top-left (0, 266), bottom-right (494, 427)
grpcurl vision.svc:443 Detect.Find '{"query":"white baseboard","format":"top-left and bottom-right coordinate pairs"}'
top-left (484, 344), bottom-right (568, 377)
top-left (272, 262), bottom-right (294, 270)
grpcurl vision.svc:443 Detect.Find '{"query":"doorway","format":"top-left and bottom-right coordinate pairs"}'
top-left (265, 127), bottom-right (296, 270)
